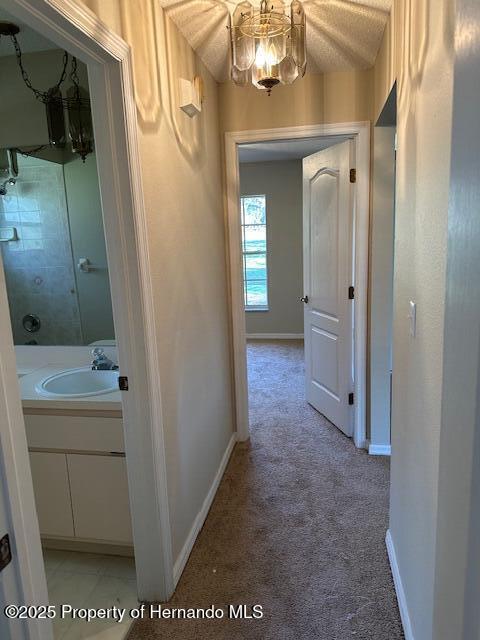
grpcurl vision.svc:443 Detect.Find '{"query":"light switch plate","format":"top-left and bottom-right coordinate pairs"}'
top-left (408, 301), bottom-right (417, 337)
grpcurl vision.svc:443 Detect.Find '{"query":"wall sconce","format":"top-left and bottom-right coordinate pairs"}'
top-left (179, 76), bottom-right (203, 118)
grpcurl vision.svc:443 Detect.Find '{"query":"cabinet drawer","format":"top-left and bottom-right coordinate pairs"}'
top-left (29, 452), bottom-right (74, 538)
top-left (67, 454), bottom-right (133, 544)
top-left (25, 414), bottom-right (124, 453)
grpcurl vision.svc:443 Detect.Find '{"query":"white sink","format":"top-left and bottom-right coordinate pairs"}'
top-left (36, 367), bottom-right (119, 398)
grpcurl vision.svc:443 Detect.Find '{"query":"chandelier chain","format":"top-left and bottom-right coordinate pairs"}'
top-left (70, 55), bottom-right (80, 92)
top-left (2, 27), bottom-right (94, 161)
top-left (10, 34), bottom-right (69, 103)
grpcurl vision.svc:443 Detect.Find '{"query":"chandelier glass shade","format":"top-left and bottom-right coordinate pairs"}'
top-left (230, 0), bottom-right (306, 94)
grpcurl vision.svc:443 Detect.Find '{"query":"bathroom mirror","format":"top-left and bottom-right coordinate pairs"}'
top-left (0, 48), bottom-right (115, 346)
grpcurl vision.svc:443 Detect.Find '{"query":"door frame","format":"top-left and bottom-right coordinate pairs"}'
top-left (225, 122), bottom-right (370, 448)
top-left (0, 0), bottom-right (174, 624)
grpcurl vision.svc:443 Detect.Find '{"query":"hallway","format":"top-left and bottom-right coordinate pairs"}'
top-left (129, 340), bottom-right (403, 640)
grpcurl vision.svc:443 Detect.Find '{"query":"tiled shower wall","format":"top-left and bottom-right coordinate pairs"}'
top-left (0, 156), bottom-right (82, 345)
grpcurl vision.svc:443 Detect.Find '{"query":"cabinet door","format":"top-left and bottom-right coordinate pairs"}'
top-left (29, 452), bottom-right (75, 538)
top-left (67, 454), bottom-right (133, 544)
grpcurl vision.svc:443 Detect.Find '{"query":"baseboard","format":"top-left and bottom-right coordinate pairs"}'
top-left (355, 437), bottom-right (369, 450)
top-left (173, 433), bottom-right (236, 587)
top-left (369, 443), bottom-right (391, 456)
top-left (386, 530), bottom-right (415, 640)
top-left (246, 333), bottom-right (304, 340)
top-left (41, 537), bottom-right (134, 557)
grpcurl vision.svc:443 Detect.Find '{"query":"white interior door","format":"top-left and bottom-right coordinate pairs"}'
top-left (303, 140), bottom-right (354, 437)
top-left (0, 259), bottom-right (52, 640)
top-left (0, 485), bottom-right (27, 640)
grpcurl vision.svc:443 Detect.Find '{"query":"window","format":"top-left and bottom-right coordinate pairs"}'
top-left (241, 195), bottom-right (268, 310)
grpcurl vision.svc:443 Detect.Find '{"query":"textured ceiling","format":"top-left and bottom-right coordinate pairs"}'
top-left (239, 135), bottom-right (349, 162)
top-left (159, 0), bottom-right (392, 82)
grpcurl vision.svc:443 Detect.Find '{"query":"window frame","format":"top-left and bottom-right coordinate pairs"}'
top-left (240, 194), bottom-right (269, 312)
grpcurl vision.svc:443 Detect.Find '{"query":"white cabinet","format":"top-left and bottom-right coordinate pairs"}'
top-left (29, 452), bottom-right (74, 538)
top-left (29, 450), bottom-right (132, 546)
top-left (67, 454), bottom-right (133, 544)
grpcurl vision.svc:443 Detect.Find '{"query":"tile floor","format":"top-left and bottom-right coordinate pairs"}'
top-left (43, 549), bottom-right (138, 640)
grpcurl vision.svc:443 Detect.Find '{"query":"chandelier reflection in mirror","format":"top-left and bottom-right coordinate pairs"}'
top-left (230, 0), bottom-right (306, 95)
top-left (0, 21), bottom-right (94, 162)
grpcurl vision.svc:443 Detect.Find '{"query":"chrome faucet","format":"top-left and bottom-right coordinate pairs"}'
top-left (91, 347), bottom-right (119, 371)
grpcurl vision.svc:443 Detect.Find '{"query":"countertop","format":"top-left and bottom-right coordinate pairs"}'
top-left (19, 364), bottom-right (122, 412)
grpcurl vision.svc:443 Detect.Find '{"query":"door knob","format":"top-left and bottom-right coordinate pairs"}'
top-left (78, 257), bottom-right (94, 272)
top-left (301, 296), bottom-right (309, 304)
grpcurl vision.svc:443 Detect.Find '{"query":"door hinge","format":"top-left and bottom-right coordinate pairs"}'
top-left (348, 286), bottom-right (355, 300)
top-left (350, 168), bottom-right (357, 183)
top-left (0, 534), bottom-right (12, 572)
top-left (348, 392), bottom-right (355, 406)
top-left (118, 376), bottom-right (129, 391)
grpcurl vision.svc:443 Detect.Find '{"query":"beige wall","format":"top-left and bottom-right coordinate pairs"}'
top-left (76, 0), bottom-right (235, 562)
top-left (432, 1), bottom-right (480, 636)
top-left (219, 70), bottom-right (373, 133)
top-left (240, 161), bottom-right (303, 336)
top-left (374, 2), bottom-right (455, 638)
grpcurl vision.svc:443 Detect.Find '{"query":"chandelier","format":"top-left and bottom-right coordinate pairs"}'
top-left (0, 21), bottom-right (94, 162)
top-left (230, 0), bottom-right (306, 95)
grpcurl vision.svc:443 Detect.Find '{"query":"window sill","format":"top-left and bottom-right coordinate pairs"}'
top-left (245, 307), bottom-right (269, 312)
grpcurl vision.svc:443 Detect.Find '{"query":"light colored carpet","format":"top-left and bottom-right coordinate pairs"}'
top-left (128, 340), bottom-right (403, 639)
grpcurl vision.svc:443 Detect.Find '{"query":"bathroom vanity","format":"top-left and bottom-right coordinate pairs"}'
top-left (17, 347), bottom-right (133, 556)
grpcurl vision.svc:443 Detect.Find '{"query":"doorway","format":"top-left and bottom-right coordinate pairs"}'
top-left (368, 84), bottom-right (397, 456)
top-left (0, 3), bottom-right (172, 639)
top-left (0, 16), bottom-right (136, 640)
top-left (226, 123), bottom-right (370, 447)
